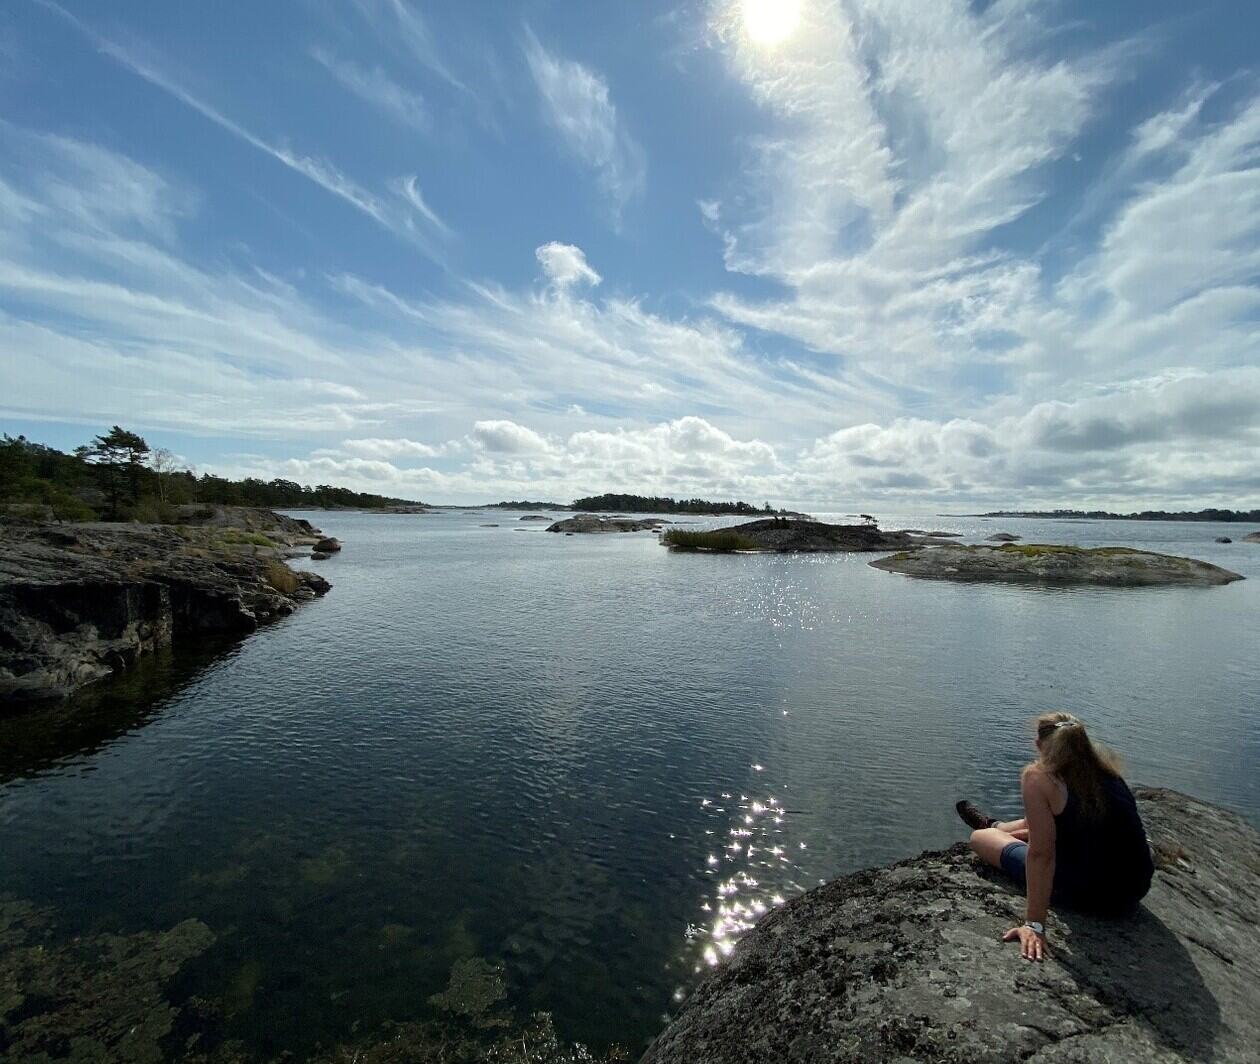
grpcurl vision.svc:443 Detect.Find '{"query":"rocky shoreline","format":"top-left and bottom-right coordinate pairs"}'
top-left (0, 508), bottom-right (331, 706)
top-left (643, 788), bottom-right (1259, 1063)
top-left (870, 543), bottom-right (1244, 587)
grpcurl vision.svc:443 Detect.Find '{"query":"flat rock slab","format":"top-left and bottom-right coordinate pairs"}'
top-left (870, 544), bottom-right (1243, 586)
top-left (643, 789), bottom-right (1260, 1064)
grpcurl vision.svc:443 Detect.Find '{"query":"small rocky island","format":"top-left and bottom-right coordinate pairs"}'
top-left (870, 543), bottom-right (1243, 587)
top-left (547, 515), bottom-right (669, 533)
top-left (0, 507), bottom-right (330, 705)
top-left (644, 788), bottom-right (1259, 1063)
top-left (661, 518), bottom-right (933, 553)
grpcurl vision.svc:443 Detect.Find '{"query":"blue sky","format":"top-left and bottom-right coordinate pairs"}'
top-left (2, 0), bottom-right (1258, 507)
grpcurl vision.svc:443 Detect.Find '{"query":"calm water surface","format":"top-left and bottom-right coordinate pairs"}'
top-left (2, 511), bottom-right (1258, 1055)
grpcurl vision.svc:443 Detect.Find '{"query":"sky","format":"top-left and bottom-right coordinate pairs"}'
top-left (2, 0), bottom-right (1258, 509)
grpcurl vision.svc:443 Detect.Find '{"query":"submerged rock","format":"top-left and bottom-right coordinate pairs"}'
top-left (870, 543), bottom-right (1243, 587)
top-left (0, 894), bottom-right (214, 1062)
top-left (1216, 536), bottom-right (1232, 543)
top-left (643, 788), bottom-right (1260, 1064)
top-left (0, 514), bottom-right (331, 706)
top-left (519, 515), bottom-right (552, 521)
top-left (546, 515), bottom-right (668, 533)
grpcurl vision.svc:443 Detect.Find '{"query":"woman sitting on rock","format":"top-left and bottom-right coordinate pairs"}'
top-left (956, 712), bottom-right (1155, 962)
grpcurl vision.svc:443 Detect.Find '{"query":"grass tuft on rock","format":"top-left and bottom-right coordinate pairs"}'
top-left (661, 528), bottom-right (760, 551)
top-left (263, 559), bottom-right (300, 594)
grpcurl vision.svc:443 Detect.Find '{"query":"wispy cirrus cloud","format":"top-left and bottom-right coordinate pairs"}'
top-left (36, 0), bottom-right (450, 261)
top-left (310, 47), bottom-right (430, 132)
top-left (349, 0), bottom-right (467, 93)
top-left (523, 28), bottom-right (645, 221)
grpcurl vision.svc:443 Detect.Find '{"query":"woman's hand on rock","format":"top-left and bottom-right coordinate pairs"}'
top-left (1003, 925), bottom-right (1046, 961)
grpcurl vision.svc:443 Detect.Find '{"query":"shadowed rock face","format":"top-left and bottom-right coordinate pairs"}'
top-left (0, 514), bottom-right (330, 706)
top-left (642, 789), bottom-right (1259, 1064)
top-left (870, 544), bottom-right (1243, 586)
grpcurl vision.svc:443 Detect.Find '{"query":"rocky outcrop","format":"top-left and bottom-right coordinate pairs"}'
top-left (643, 788), bottom-right (1259, 1064)
top-left (1215, 536), bottom-right (1232, 543)
top-left (519, 515), bottom-right (552, 521)
top-left (870, 544), bottom-right (1243, 587)
top-left (664, 519), bottom-right (924, 553)
top-left (547, 515), bottom-right (669, 533)
top-left (986, 532), bottom-right (1022, 542)
top-left (314, 536), bottom-right (342, 553)
top-left (1243, 532), bottom-right (1260, 543)
top-left (0, 514), bottom-right (330, 706)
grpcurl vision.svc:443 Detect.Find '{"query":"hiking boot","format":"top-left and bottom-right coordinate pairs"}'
top-left (955, 800), bottom-right (996, 830)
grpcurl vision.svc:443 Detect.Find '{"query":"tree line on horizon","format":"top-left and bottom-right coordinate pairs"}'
top-left (0, 428), bottom-right (422, 521)
top-left (569, 493), bottom-right (788, 515)
top-left (981, 507), bottom-right (1260, 523)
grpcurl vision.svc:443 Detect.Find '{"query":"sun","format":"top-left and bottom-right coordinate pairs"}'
top-left (742, 0), bottom-right (802, 46)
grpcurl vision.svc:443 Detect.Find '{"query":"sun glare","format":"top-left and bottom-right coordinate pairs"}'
top-left (743, 0), bottom-right (802, 46)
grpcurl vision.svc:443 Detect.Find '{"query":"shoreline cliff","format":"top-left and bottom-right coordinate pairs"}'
top-left (0, 507), bottom-right (331, 707)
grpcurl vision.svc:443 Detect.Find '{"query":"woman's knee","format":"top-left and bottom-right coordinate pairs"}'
top-left (969, 827), bottom-right (1012, 865)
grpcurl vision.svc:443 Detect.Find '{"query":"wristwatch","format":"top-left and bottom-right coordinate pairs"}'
top-left (1024, 920), bottom-right (1046, 936)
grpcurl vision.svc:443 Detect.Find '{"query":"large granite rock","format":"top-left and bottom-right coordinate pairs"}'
top-left (0, 513), bottom-right (330, 706)
top-left (870, 544), bottom-right (1243, 586)
top-left (643, 788), bottom-right (1259, 1064)
top-left (664, 519), bottom-right (922, 553)
top-left (1243, 532), bottom-right (1260, 543)
top-left (547, 515), bottom-right (668, 533)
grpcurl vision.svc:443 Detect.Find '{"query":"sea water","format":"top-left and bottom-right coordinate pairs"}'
top-left (1, 511), bottom-right (1256, 1054)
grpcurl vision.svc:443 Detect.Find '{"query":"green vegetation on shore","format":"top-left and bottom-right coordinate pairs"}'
top-left (661, 528), bottom-right (760, 551)
top-left (1, 428), bottom-right (424, 522)
top-left (571, 493), bottom-right (787, 515)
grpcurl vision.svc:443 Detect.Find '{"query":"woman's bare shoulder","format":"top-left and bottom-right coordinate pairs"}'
top-left (1020, 762), bottom-right (1055, 791)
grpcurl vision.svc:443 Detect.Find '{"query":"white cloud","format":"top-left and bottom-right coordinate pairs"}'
top-left (535, 242), bottom-right (601, 289)
top-left (341, 437), bottom-right (448, 459)
top-left (523, 29), bottom-right (645, 219)
top-left (471, 420), bottom-right (554, 454)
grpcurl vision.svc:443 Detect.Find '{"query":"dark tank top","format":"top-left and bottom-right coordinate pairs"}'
top-left (1053, 775), bottom-right (1154, 911)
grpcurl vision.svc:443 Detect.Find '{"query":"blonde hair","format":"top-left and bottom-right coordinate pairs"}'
top-left (1032, 712), bottom-right (1123, 821)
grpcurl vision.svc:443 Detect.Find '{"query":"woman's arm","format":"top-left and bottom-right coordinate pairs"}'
top-left (1003, 768), bottom-right (1057, 961)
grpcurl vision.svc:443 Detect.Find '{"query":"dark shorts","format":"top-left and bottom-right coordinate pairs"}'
top-left (997, 840), bottom-right (1152, 913)
top-left (1000, 841), bottom-right (1029, 889)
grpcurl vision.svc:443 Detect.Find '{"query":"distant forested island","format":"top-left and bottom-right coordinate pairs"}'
top-left (973, 508), bottom-right (1260, 523)
top-left (484, 500), bottom-right (568, 510)
top-left (484, 494), bottom-right (789, 515)
top-left (570, 493), bottom-right (789, 515)
top-left (1, 428), bottom-right (424, 521)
